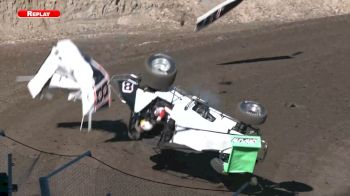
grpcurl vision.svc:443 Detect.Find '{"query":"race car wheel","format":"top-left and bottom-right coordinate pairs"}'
top-left (235, 101), bottom-right (267, 126)
top-left (128, 112), bottom-right (141, 140)
top-left (210, 157), bottom-right (224, 174)
top-left (142, 53), bottom-right (177, 91)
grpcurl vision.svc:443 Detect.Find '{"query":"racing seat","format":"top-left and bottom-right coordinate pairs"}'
top-left (192, 103), bottom-right (216, 122)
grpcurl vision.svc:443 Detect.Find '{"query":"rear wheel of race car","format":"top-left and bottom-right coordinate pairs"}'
top-left (235, 101), bottom-right (267, 126)
top-left (128, 113), bottom-right (141, 140)
top-left (142, 53), bottom-right (177, 91)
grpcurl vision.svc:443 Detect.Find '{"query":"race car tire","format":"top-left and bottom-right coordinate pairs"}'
top-left (235, 100), bottom-right (267, 125)
top-left (128, 112), bottom-right (141, 140)
top-left (210, 157), bottom-right (224, 174)
top-left (142, 53), bottom-right (177, 91)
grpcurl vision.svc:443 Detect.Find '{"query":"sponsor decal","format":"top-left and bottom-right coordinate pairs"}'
top-left (232, 137), bottom-right (258, 145)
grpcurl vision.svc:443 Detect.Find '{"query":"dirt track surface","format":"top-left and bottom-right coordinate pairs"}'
top-left (1, 15), bottom-right (350, 195)
top-left (1, 0), bottom-right (350, 41)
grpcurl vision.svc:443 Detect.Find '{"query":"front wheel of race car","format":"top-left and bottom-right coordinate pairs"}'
top-left (235, 101), bottom-right (267, 126)
top-left (128, 113), bottom-right (141, 140)
top-left (142, 53), bottom-right (177, 91)
top-left (210, 157), bottom-right (225, 174)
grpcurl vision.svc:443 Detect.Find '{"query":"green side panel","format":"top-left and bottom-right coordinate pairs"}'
top-left (224, 148), bottom-right (259, 173)
top-left (224, 135), bottom-right (262, 174)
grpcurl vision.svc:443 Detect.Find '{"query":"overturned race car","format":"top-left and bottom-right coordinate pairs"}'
top-left (24, 40), bottom-right (268, 175)
top-left (112, 53), bottom-right (268, 174)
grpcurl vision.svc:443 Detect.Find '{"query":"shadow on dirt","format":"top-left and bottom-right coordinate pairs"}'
top-left (56, 121), bottom-right (313, 195)
top-left (57, 120), bottom-right (166, 143)
top-left (150, 149), bottom-right (313, 195)
top-left (217, 52), bottom-right (303, 66)
top-left (57, 120), bottom-right (130, 142)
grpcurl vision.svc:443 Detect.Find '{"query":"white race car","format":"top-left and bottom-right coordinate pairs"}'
top-left (24, 40), bottom-right (268, 175)
top-left (111, 53), bottom-right (268, 174)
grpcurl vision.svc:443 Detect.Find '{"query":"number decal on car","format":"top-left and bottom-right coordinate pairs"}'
top-left (94, 81), bottom-right (110, 110)
top-left (122, 81), bottom-right (134, 93)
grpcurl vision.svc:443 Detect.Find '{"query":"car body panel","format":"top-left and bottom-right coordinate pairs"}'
top-left (132, 87), bottom-right (243, 152)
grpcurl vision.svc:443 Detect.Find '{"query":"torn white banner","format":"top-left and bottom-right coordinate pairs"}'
top-left (27, 39), bottom-right (111, 130)
top-left (195, 0), bottom-right (243, 32)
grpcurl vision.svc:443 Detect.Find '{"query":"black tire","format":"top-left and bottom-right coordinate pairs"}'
top-left (142, 53), bottom-right (177, 91)
top-left (235, 101), bottom-right (267, 125)
top-left (250, 177), bottom-right (259, 186)
top-left (210, 157), bottom-right (224, 174)
top-left (128, 113), bottom-right (141, 140)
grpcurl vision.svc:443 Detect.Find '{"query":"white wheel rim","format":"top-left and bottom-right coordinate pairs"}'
top-left (151, 57), bottom-right (171, 74)
top-left (243, 101), bottom-right (263, 115)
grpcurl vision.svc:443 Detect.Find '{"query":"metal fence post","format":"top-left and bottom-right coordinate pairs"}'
top-left (39, 177), bottom-right (51, 196)
top-left (7, 154), bottom-right (12, 196)
top-left (232, 177), bottom-right (258, 196)
top-left (39, 151), bottom-right (92, 196)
